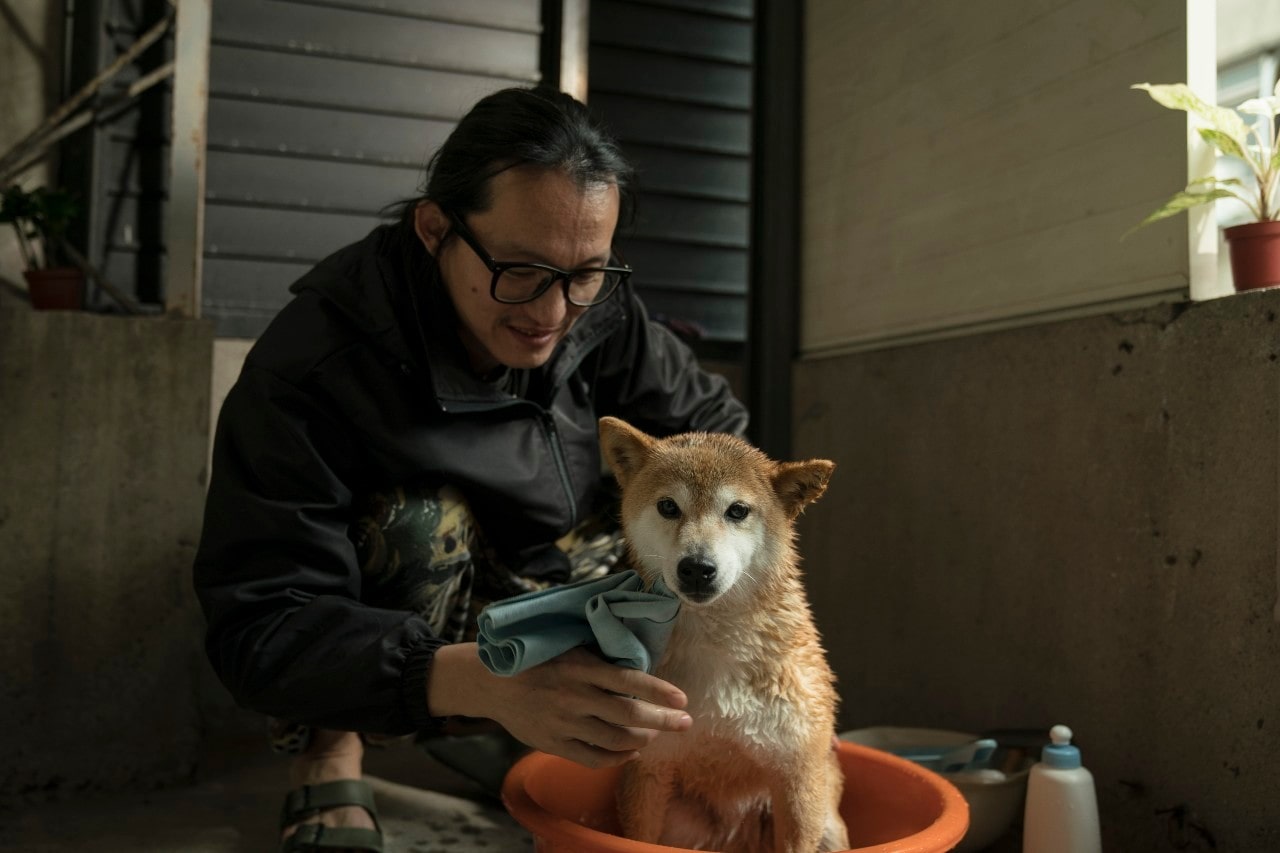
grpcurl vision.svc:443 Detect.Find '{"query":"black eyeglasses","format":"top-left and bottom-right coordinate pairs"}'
top-left (446, 212), bottom-right (631, 307)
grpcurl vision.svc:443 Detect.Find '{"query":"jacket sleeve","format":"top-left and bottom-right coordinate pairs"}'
top-left (192, 364), bottom-right (446, 735)
top-left (593, 285), bottom-right (749, 437)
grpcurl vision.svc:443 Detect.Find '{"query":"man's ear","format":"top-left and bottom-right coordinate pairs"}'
top-left (772, 459), bottom-right (835, 520)
top-left (598, 417), bottom-right (654, 489)
top-left (413, 201), bottom-right (451, 255)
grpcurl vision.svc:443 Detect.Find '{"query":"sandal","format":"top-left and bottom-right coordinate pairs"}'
top-left (280, 779), bottom-right (384, 852)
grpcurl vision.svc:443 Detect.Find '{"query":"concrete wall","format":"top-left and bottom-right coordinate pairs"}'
top-left (0, 303), bottom-right (215, 799)
top-left (794, 289), bottom-right (1280, 851)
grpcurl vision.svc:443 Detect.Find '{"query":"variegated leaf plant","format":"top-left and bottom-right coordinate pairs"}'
top-left (1132, 79), bottom-right (1280, 229)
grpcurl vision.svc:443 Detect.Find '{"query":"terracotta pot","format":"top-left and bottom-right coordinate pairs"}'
top-left (1224, 220), bottom-right (1280, 292)
top-left (23, 266), bottom-right (85, 310)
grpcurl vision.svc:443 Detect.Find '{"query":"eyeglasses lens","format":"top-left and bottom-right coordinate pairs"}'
top-left (494, 267), bottom-right (624, 306)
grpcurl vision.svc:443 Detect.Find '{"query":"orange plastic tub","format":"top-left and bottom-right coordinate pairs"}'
top-left (502, 740), bottom-right (970, 852)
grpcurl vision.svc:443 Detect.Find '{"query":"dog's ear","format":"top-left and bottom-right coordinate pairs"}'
top-left (772, 459), bottom-right (835, 519)
top-left (599, 417), bottom-right (654, 488)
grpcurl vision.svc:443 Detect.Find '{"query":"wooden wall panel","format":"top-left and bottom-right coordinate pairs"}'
top-left (803, 0), bottom-right (1193, 353)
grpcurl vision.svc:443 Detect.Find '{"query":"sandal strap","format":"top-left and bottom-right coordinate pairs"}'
top-left (280, 779), bottom-right (381, 830)
top-left (282, 823), bottom-right (384, 852)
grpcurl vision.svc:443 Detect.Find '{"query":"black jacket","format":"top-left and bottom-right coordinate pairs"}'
top-left (193, 224), bottom-right (747, 735)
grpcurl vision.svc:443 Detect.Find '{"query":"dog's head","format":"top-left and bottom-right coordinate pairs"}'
top-left (599, 416), bottom-right (834, 607)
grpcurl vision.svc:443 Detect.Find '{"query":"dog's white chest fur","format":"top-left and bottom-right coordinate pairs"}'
top-left (649, 615), bottom-right (805, 761)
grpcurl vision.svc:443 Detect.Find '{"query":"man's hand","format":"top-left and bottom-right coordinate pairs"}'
top-left (428, 643), bottom-right (691, 769)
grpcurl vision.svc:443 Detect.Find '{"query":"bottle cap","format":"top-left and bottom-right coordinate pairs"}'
top-left (1040, 724), bottom-right (1082, 769)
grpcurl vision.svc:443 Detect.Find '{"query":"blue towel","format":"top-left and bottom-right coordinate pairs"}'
top-left (477, 570), bottom-right (681, 676)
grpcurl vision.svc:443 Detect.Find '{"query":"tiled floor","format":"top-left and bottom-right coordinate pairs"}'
top-left (0, 736), bottom-right (532, 853)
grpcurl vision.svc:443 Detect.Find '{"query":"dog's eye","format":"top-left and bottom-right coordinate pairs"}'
top-left (725, 502), bottom-right (750, 521)
top-left (657, 498), bottom-right (681, 519)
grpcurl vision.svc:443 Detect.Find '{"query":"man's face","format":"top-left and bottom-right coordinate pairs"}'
top-left (414, 166), bottom-right (621, 373)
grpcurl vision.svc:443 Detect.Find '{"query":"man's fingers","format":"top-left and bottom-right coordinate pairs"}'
top-left (574, 716), bottom-right (656, 752)
top-left (577, 655), bottom-right (687, 710)
top-left (592, 691), bottom-right (692, 734)
top-left (494, 649), bottom-right (693, 771)
top-left (554, 650), bottom-right (692, 733)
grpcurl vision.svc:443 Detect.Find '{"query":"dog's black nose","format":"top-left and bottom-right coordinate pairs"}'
top-left (677, 557), bottom-right (717, 582)
top-left (677, 557), bottom-right (717, 598)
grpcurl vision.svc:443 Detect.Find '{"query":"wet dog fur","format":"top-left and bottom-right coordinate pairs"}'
top-left (599, 417), bottom-right (848, 853)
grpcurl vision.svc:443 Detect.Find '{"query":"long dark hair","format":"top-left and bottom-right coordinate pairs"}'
top-left (392, 87), bottom-right (635, 229)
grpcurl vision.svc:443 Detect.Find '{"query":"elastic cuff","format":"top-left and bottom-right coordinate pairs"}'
top-left (400, 638), bottom-right (450, 732)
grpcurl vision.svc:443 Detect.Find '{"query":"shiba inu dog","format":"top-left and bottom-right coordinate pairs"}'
top-left (598, 417), bottom-right (849, 853)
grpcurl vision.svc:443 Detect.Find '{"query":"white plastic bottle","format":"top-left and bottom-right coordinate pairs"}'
top-left (1022, 724), bottom-right (1102, 853)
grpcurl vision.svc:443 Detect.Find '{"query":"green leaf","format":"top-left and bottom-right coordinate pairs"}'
top-left (1197, 128), bottom-right (1247, 160)
top-left (1, 185), bottom-right (80, 244)
top-left (1187, 175), bottom-right (1245, 188)
top-left (1129, 188), bottom-right (1241, 234)
top-left (0, 184), bottom-right (36, 220)
top-left (1133, 83), bottom-right (1251, 147)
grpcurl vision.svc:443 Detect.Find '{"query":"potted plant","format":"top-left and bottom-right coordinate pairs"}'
top-left (1132, 80), bottom-right (1280, 291)
top-left (0, 184), bottom-right (85, 310)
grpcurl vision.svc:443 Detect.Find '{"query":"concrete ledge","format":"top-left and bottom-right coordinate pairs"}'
top-left (0, 306), bottom-right (215, 799)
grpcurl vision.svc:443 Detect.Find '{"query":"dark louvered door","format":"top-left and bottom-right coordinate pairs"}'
top-left (78, 1), bottom-right (755, 348)
top-left (202, 0), bottom-right (544, 336)
top-left (587, 0), bottom-right (754, 357)
top-left (82, 0), bottom-right (544, 335)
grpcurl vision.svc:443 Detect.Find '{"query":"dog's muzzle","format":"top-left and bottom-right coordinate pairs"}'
top-left (676, 556), bottom-right (717, 602)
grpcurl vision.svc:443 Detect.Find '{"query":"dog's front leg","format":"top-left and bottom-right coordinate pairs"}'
top-left (817, 747), bottom-right (849, 852)
top-left (617, 760), bottom-right (678, 844)
top-left (767, 755), bottom-right (837, 853)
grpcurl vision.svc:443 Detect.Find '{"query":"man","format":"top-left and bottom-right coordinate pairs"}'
top-left (194, 86), bottom-right (748, 851)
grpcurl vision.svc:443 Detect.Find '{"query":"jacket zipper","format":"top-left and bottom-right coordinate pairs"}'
top-left (429, 327), bottom-right (615, 533)
top-left (437, 393), bottom-right (580, 531)
top-left (538, 410), bottom-right (578, 529)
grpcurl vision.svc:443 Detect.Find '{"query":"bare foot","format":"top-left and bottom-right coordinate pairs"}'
top-left (280, 730), bottom-right (379, 850)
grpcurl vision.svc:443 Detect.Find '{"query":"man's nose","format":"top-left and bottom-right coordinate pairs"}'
top-left (526, 278), bottom-right (572, 323)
